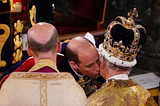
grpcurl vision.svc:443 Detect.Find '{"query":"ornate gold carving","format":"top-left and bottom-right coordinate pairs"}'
top-left (10, 0), bottom-right (22, 12)
top-left (12, 48), bottom-right (23, 64)
top-left (14, 20), bottom-right (23, 35)
top-left (0, 24), bottom-right (10, 68)
top-left (12, 20), bottom-right (23, 64)
top-left (29, 5), bottom-right (36, 26)
top-left (13, 34), bottom-right (22, 50)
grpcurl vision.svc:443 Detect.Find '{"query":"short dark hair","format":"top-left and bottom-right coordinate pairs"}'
top-left (66, 37), bottom-right (95, 66)
top-left (66, 45), bottom-right (80, 65)
top-left (28, 33), bottom-right (58, 54)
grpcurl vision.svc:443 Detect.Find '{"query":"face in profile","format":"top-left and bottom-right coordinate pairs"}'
top-left (99, 56), bottom-right (108, 79)
top-left (76, 48), bottom-right (100, 78)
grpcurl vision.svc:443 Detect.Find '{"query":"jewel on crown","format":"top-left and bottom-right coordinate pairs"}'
top-left (103, 8), bottom-right (146, 62)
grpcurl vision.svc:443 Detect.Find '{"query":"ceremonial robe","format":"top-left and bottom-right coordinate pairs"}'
top-left (87, 74), bottom-right (158, 106)
top-left (0, 59), bottom-right (87, 106)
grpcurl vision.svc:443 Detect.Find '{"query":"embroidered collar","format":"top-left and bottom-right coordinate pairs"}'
top-left (98, 74), bottom-right (129, 90)
top-left (106, 74), bottom-right (129, 83)
top-left (28, 59), bottom-right (59, 73)
top-left (68, 61), bottom-right (84, 79)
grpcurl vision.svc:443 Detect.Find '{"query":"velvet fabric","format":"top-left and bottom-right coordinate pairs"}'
top-left (111, 25), bottom-right (135, 47)
top-left (31, 66), bottom-right (57, 73)
top-left (13, 0), bottom-right (21, 3)
top-left (112, 19), bottom-right (148, 47)
top-left (111, 24), bottom-right (147, 47)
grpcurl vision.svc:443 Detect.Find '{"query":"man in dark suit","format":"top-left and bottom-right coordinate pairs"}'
top-left (58, 36), bottom-right (105, 97)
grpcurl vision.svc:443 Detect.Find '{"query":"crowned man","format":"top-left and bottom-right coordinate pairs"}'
top-left (87, 8), bottom-right (158, 106)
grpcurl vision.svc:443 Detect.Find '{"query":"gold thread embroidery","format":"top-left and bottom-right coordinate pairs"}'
top-left (9, 72), bottom-right (74, 80)
top-left (40, 80), bottom-right (47, 106)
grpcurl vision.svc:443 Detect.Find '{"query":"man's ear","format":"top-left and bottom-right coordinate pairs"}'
top-left (70, 61), bottom-right (78, 70)
top-left (27, 46), bottom-right (32, 56)
top-left (57, 41), bottom-right (62, 53)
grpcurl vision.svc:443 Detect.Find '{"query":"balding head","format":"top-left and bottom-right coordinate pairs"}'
top-left (66, 36), bottom-right (100, 77)
top-left (27, 22), bottom-right (59, 54)
top-left (66, 36), bottom-right (96, 65)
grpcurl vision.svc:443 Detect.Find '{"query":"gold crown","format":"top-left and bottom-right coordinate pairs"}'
top-left (103, 8), bottom-right (146, 62)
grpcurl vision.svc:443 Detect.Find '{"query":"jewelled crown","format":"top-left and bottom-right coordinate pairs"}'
top-left (99, 8), bottom-right (147, 67)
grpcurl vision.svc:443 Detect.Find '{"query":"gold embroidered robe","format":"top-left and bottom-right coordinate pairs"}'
top-left (87, 79), bottom-right (158, 106)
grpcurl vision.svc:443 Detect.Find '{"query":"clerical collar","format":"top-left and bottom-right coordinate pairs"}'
top-left (68, 61), bottom-right (84, 79)
top-left (106, 74), bottom-right (129, 83)
top-left (29, 59), bottom-right (59, 72)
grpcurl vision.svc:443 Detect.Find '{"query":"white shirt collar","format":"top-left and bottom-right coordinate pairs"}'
top-left (98, 74), bottom-right (129, 90)
top-left (68, 61), bottom-right (83, 79)
top-left (106, 74), bottom-right (129, 83)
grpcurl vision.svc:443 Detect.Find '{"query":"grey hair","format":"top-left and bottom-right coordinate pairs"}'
top-left (106, 60), bottom-right (132, 74)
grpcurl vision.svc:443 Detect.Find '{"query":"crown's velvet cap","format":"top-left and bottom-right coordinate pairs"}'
top-left (99, 9), bottom-right (147, 67)
top-left (111, 19), bottom-right (147, 47)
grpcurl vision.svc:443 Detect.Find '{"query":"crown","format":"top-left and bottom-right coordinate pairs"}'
top-left (99, 8), bottom-right (147, 67)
